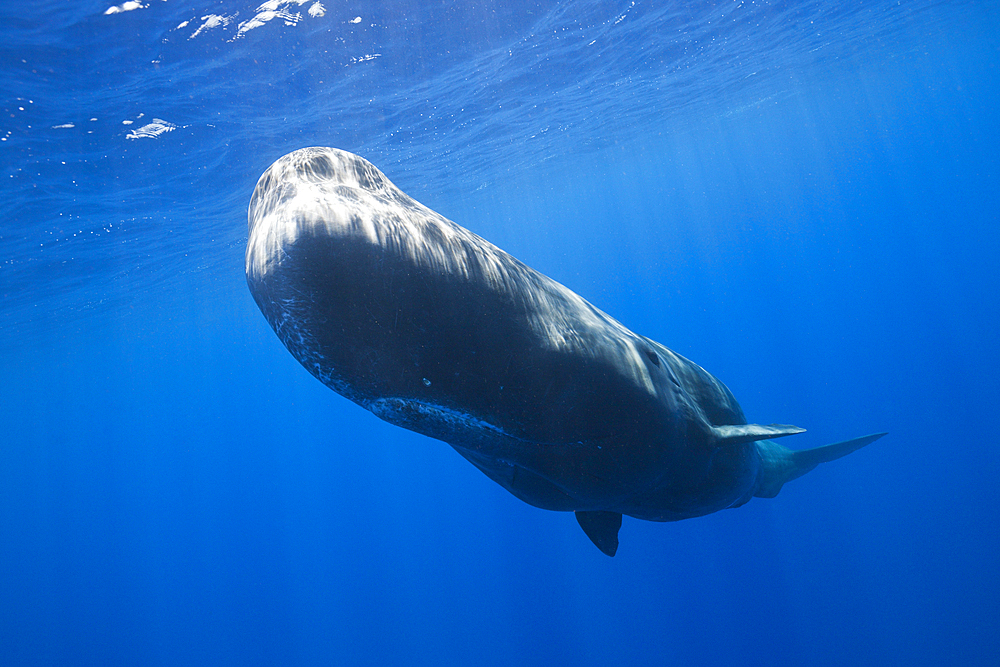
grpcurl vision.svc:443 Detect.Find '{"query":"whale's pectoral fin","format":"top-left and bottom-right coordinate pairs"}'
top-left (754, 432), bottom-right (888, 498)
top-left (575, 510), bottom-right (623, 557)
top-left (711, 423), bottom-right (806, 447)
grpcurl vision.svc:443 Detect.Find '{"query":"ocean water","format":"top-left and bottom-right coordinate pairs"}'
top-left (2, 0), bottom-right (998, 665)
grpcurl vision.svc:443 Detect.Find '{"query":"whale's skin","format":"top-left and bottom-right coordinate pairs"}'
top-left (246, 147), bottom-right (880, 551)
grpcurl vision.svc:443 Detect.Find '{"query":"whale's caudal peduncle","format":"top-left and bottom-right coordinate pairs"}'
top-left (246, 147), bottom-right (886, 556)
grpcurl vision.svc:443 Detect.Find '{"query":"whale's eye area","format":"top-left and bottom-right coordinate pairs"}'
top-left (644, 348), bottom-right (660, 367)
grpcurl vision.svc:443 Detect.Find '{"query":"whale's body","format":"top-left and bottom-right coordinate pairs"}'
top-left (246, 147), bottom-right (884, 556)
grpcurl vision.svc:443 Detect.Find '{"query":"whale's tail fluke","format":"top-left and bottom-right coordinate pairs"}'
top-left (753, 432), bottom-right (887, 498)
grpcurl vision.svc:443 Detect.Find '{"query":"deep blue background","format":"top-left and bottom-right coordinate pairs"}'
top-left (2, 1), bottom-right (998, 665)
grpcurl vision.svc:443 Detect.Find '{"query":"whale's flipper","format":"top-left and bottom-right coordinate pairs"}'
top-left (575, 510), bottom-right (623, 557)
top-left (754, 432), bottom-right (887, 498)
top-left (711, 423), bottom-right (806, 446)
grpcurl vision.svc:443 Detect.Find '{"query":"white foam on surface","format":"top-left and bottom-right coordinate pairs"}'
top-left (190, 14), bottom-right (236, 40)
top-left (104, 2), bottom-right (146, 15)
top-left (125, 118), bottom-right (177, 139)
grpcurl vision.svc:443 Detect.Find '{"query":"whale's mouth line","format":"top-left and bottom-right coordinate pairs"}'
top-left (366, 396), bottom-right (511, 438)
top-left (367, 396), bottom-right (598, 508)
top-left (364, 396), bottom-right (602, 462)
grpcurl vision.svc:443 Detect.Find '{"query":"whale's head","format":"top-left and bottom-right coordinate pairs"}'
top-left (246, 147), bottom-right (409, 283)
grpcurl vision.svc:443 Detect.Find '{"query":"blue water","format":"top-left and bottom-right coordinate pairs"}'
top-left (2, 1), bottom-right (998, 665)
